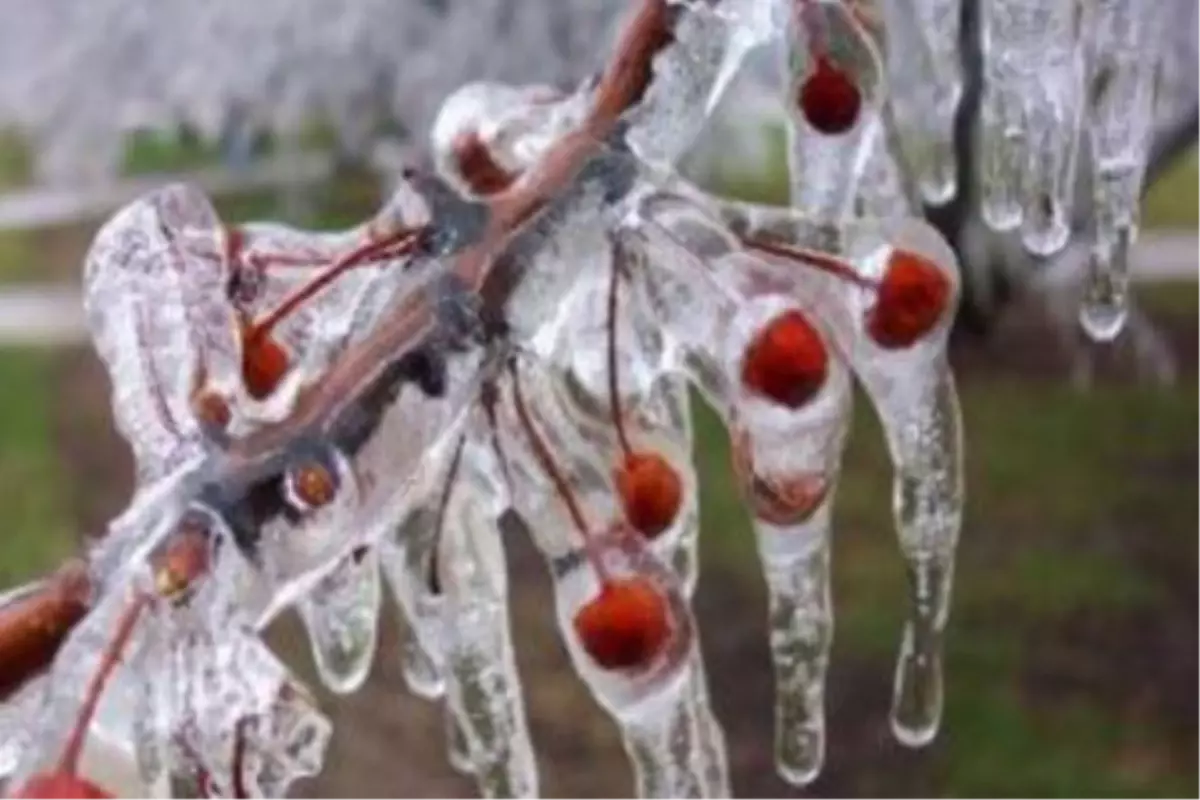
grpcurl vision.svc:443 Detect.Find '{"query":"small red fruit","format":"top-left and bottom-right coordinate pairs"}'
top-left (11, 772), bottom-right (112, 799)
top-left (240, 324), bottom-right (290, 400)
top-left (573, 577), bottom-right (671, 671)
top-left (865, 250), bottom-right (951, 349)
top-left (453, 131), bottom-right (518, 196)
top-left (741, 310), bottom-right (829, 408)
top-left (798, 56), bottom-right (861, 135)
top-left (615, 452), bottom-right (683, 539)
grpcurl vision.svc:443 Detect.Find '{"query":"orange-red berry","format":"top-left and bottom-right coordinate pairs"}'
top-left (573, 577), bottom-right (671, 671)
top-left (798, 56), bottom-right (861, 135)
top-left (865, 250), bottom-right (951, 349)
top-left (615, 452), bottom-right (683, 539)
top-left (453, 131), bottom-right (517, 196)
top-left (12, 772), bottom-right (113, 798)
top-left (741, 310), bottom-right (829, 408)
top-left (240, 325), bottom-right (290, 400)
top-left (288, 461), bottom-right (338, 510)
top-left (191, 387), bottom-right (232, 431)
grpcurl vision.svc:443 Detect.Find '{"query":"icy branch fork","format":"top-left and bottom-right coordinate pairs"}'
top-left (0, 0), bottom-right (678, 658)
top-left (0, 0), bottom-right (687, 785)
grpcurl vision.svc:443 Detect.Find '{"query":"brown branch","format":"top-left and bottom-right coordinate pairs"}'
top-left (606, 246), bottom-right (634, 457)
top-left (0, 0), bottom-right (680, 702)
top-left (0, 562), bottom-right (91, 704)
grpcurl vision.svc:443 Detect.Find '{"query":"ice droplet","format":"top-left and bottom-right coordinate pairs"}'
top-left (297, 547), bottom-right (383, 695)
top-left (1078, 232), bottom-right (1132, 342)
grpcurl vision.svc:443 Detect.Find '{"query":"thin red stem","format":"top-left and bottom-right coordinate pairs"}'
top-left (59, 593), bottom-right (149, 773)
top-left (428, 435), bottom-right (466, 593)
top-left (606, 255), bottom-right (633, 458)
top-left (248, 228), bottom-right (422, 342)
top-left (744, 235), bottom-right (879, 290)
top-left (797, 0), bottom-right (831, 57)
top-left (509, 362), bottom-right (613, 584)
top-left (508, 361), bottom-right (591, 538)
top-left (230, 717), bottom-right (249, 799)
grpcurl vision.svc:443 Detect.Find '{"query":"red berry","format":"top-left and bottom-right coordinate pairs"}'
top-left (191, 387), bottom-right (232, 430)
top-left (798, 56), bottom-right (861, 135)
top-left (12, 772), bottom-right (113, 799)
top-left (865, 250), bottom-right (951, 349)
top-left (240, 324), bottom-right (290, 400)
top-left (453, 131), bottom-right (517, 196)
top-left (615, 452), bottom-right (683, 539)
top-left (741, 310), bottom-right (829, 408)
top-left (573, 577), bottom-right (671, 671)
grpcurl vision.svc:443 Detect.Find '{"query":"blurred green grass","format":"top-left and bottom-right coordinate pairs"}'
top-left (0, 350), bottom-right (75, 587)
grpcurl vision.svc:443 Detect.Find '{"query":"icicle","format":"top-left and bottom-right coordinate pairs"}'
top-left (722, 291), bottom-right (852, 786)
top-left (296, 547), bottom-right (383, 695)
top-left (877, 0), bottom-right (964, 205)
top-left (846, 224), bottom-right (963, 747)
top-left (979, 0), bottom-right (1087, 254)
top-left (379, 508), bottom-right (449, 701)
top-left (440, 433), bottom-right (538, 798)
top-left (1079, 0), bottom-right (1164, 341)
top-left (780, 0), bottom-right (885, 225)
top-left (444, 703), bottom-right (474, 776)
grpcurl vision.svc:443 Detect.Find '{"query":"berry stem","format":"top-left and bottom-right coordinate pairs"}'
top-left (508, 360), bottom-right (611, 584)
top-left (797, 0), bottom-right (831, 58)
top-left (59, 593), bottom-right (149, 774)
top-left (247, 227), bottom-right (424, 344)
top-left (508, 361), bottom-right (590, 537)
top-left (230, 717), bottom-right (250, 799)
top-left (743, 235), bottom-right (879, 291)
top-left (429, 434), bottom-right (467, 594)
top-left (606, 252), bottom-right (634, 458)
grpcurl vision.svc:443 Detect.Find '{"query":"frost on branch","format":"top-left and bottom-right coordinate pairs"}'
top-left (0, 0), bottom-right (1157, 797)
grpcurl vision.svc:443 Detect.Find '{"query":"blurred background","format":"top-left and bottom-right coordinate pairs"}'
top-left (0, 2), bottom-right (1194, 797)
